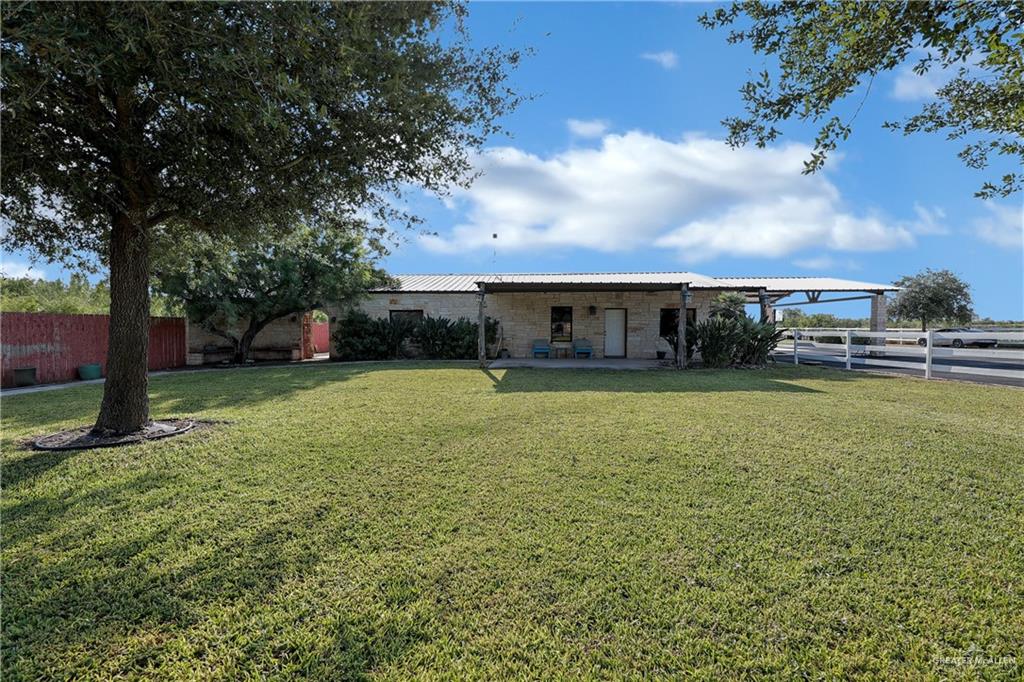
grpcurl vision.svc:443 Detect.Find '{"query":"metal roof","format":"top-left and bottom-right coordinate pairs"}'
top-left (377, 272), bottom-right (897, 294)
top-left (714, 277), bottom-right (898, 292)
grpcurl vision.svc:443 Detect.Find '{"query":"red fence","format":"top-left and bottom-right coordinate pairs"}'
top-left (1, 313), bottom-right (186, 388)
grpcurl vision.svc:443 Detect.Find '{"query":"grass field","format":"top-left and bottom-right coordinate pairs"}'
top-left (2, 363), bottom-right (1022, 679)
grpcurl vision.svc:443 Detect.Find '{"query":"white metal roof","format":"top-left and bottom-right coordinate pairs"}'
top-left (378, 272), bottom-right (897, 293)
top-left (715, 277), bottom-right (899, 292)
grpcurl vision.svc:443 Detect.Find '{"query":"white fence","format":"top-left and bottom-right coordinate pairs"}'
top-left (778, 329), bottom-right (1024, 382)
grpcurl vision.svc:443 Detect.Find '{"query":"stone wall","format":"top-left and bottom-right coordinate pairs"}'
top-left (332, 290), bottom-right (715, 359)
top-left (186, 315), bottom-right (304, 364)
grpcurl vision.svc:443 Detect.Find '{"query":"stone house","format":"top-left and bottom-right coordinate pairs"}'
top-left (326, 272), bottom-right (898, 363)
top-left (185, 312), bottom-right (320, 365)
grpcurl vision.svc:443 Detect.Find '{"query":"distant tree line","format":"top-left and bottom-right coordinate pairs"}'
top-left (1, 274), bottom-right (182, 316)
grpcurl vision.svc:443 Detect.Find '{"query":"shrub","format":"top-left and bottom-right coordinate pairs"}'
top-left (735, 318), bottom-right (784, 366)
top-left (710, 291), bottom-right (747, 320)
top-left (331, 310), bottom-right (415, 361)
top-left (693, 317), bottom-right (743, 368)
top-left (333, 311), bottom-right (499, 361)
top-left (412, 316), bottom-right (457, 358)
top-left (661, 322), bottom-right (697, 362)
top-left (693, 316), bottom-right (783, 368)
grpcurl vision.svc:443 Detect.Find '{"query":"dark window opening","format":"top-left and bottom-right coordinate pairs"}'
top-left (551, 306), bottom-right (573, 342)
top-left (389, 310), bottom-right (424, 324)
top-left (659, 308), bottom-right (697, 337)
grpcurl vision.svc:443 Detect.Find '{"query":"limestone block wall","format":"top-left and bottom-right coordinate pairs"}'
top-left (333, 290), bottom-right (715, 359)
top-left (330, 292), bottom-right (480, 323)
top-left (484, 290), bottom-right (714, 359)
top-left (186, 315), bottom-right (303, 354)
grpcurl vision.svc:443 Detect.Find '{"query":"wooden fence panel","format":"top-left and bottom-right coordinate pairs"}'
top-left (1, 313), bottom-right (186, 387)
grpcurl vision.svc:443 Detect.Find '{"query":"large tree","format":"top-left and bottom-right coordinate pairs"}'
top-left (700, 2), bottom-right (1024, 198)
top-left (890, 268), bottom-right (974, 331)
top-left (156, 220), bottom-right (387, 364)
top-left (2, 2), bottom-right (521, 433)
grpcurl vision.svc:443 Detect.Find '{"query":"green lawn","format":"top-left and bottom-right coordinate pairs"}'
top-left (2, 363), bottom-right (1022, 679)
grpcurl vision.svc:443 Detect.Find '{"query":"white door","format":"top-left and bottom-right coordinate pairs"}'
top-left (604, 308), bottom-right (626, 357)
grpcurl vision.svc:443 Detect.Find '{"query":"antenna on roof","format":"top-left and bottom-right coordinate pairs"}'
top-left (492, 233), bottom-right (498, 278)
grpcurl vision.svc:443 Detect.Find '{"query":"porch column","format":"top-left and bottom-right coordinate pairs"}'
top-left (758, 287), bottom-right (772, 323)
top-left (677, 283), bottom-right (689, 369)
top-left (477, 283), bottom-right (487, 367)
top-left (869, 292), bottom-right (887, 347)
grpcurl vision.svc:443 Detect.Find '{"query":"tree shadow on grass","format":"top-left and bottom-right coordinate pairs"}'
top-left (2, 467), bottom-right (434, 679)
top-left (482, 365), bottom-right (880, 394)
top-left (2, 362), bottom-right (475, 434)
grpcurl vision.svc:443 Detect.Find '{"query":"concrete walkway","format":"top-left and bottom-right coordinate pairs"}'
top-left (2, 353), bottom-right (332, 397)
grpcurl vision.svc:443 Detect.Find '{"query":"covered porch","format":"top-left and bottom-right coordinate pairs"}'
top-left (472, 273), bottom-right (899, 369)
top-left (488, 357), bottom-right (669, 370)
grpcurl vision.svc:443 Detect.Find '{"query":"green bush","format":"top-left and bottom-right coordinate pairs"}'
top-left (693, 317), bottom-right (743, 368)
top-left (333, 311), bottom-right (498, 361)
top-left (412, 316), bottom-right (457, 358)
top-left (661, 322), bottom-right (697, 362)
top-left (332, 310), bottom-right (396, 361)
top-left (693, 316), bottom-right (783, 368)
top-left (735, 318), bottom-right (784, 366)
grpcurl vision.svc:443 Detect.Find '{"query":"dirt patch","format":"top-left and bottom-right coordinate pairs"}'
top-left (31, 419), bottom-right (210, 451)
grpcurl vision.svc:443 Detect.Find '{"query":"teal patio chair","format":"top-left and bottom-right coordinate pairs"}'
top-left (532, 339), bottom-right (551, 358)
top-left (573, 338), bottom-right (594, 359)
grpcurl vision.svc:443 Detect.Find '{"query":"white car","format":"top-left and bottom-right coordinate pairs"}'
top-left (918, 328), bottom-right (998, 348)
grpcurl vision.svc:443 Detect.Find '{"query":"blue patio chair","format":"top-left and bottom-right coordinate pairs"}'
top-left (573, 338), bottom-right (594, 359)
top-left (532, 339), bottom-right (551, 358)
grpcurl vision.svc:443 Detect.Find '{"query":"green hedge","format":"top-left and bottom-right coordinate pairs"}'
top-left (693, 317), bottom-right (784, 368)
top-left (332, 310), bottom-right (497, 361)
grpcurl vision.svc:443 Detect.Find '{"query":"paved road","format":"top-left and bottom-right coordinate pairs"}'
top-left (773, 345), bottom-right (1024, 388)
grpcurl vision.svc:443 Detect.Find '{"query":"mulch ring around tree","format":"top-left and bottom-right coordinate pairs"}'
top-left (31, 418), bottom-right (208, 451)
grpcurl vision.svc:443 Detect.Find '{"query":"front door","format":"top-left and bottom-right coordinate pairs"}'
top-left (604, 308), bottom-right (627, 358)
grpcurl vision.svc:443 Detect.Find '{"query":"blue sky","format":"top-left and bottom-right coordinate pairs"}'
top-left (3, 2), bottom-right (1022, 320)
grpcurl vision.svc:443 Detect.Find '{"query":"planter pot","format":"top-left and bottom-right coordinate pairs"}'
top-left (656, 351), bottom-right (667, 360)
top-left (14, 367), bottom-right (37, 387)
top-left (78, 363), bottom-right (102, 380)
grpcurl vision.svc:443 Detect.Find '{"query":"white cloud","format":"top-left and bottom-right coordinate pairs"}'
top-left (567, 118), bottom-right (610, 138)
top-left (1, 259), bottom-right (45, 279)
top-left (641, 50), bottom-right (678, 70)
top-left (891, 66), bottom-right (950, 101)
top-left (909, 204), bottom-right (948, 235)
top-left (973, 202), bottom-right (1023, 249)
top-left (793, 255), bottom-right (837, 270)
top-left (793, 255), bottom-right (861, 271)
top-left (891, 51), bottom-right (980, 101)
top-left (422, 130), bottom-right (924, 264)
top-left (655, 196), bottom-right (913, 263)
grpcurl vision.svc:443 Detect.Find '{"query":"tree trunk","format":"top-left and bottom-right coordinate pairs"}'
top-left (235, 320), bottom-right (265, 364)
top-left (94, 212), bottom-right (151, 434)
top-left (921, 318), bottom-right (927, 332)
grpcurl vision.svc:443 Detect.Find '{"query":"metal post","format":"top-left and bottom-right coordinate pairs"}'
top-left (477, 284), bottom-right (486, 368)
top-left (845, 330), bottom-right (851, 370)
top-left (758, 287), bottom-right (769, 323)
top-left (677, 283), bottom-right (689, 369)
top-left (793, 330), bottom-right (799, 365)
top-left (925, 329), bottom-right (933, 379)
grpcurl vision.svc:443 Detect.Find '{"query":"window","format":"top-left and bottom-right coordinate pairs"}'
top-left (389, 310), bottom-right (423, 324)
top-left (550, 306), bottom-right (573, 342)
top-left (659, 308), bottom-right (697, 337)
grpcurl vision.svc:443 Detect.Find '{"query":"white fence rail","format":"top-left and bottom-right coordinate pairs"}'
top-left (779, 329), bottom-right (1024, 382)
